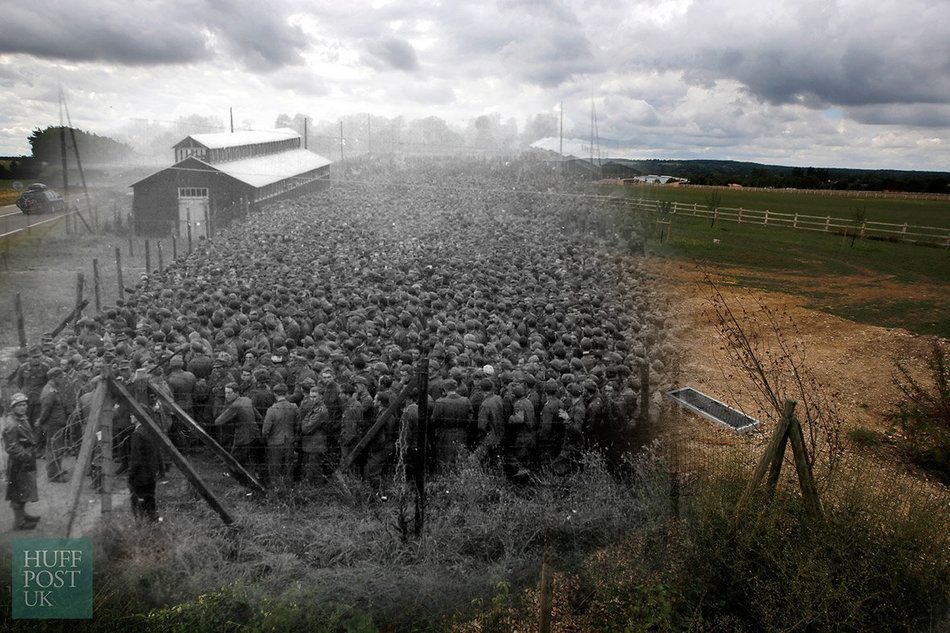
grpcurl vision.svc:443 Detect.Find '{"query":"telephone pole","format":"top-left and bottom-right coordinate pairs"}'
top-left (229, 107), bottom-right (234, 133)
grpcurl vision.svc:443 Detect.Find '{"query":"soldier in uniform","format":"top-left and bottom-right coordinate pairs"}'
top-left (36, 367), bottom-right (70, 482)
top-left (261, 383), bottom-right (297, 492)
top-left (128, 416), bottom-right (162, 522)
top-left (3, 393), bottom-right (41, 530)
top-left (474, 379), bottom-right (505, 465)
top-left (213, 383), bottom-right (261, 474)
top-left (298, 385), bottom-right (331, 484)
top-left (504, 382), bottom-right (536, 479)
top-left (430, 379), bottom-right (472, 472)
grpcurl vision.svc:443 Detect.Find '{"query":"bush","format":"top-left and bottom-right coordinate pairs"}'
top-left (675, 469), bottom-right (950, 632)
top-left (891, 340), bottom-right (950, 481)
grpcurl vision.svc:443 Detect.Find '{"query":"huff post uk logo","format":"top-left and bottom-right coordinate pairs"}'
top-left (12, 538), bottom-right (92, 619)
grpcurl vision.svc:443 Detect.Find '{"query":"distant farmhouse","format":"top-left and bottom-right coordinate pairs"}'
top-left (131, 128), bottom-right (331, 236)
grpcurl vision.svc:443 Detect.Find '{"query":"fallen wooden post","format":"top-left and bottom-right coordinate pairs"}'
top-left (111, 379), bottom-right (235, 526)
top-left (48, 299), bottom-right (89, 339)
top-left (339, 376), bottom-right (417, 474)
top-left (148, 384), bottom-right (265, 495)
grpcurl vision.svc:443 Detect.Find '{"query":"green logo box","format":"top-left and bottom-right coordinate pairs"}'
top-left (11, 538), bottom-right (92, 619)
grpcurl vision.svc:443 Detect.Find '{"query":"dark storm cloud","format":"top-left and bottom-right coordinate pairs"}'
top-left (364, 37), bottom-right (420, 72)
top-left (0, 0), bottom-right (309, 70)
top-left (847, 104), bottom-right (950, 128)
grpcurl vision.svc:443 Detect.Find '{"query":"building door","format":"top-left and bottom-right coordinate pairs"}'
top-left (178, 187), bottom-right (209, 239)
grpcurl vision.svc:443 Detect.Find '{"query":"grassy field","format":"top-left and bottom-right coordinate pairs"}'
top-left (599, 183), bottom-right (950, 227)
top-left (634, 209), bottom-right (950, 338)
top-left (0, 221), bottom-right (162, 356)
top-left (0, 179), bottom-right (20, 206)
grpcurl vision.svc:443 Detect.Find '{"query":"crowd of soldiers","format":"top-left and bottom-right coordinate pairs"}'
top-left (3, 159), bottom-right (667, 512)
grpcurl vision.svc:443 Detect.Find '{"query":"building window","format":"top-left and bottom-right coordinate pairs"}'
top-left (178, 187), bottom-right (209, 198)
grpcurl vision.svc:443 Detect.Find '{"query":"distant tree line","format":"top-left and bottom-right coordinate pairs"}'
top-left (0, 157), bottom-right (40, 180)
top-left (610, 159), bottom-right (949, 194)
top-left (28, 126), bottom-right (135, 165)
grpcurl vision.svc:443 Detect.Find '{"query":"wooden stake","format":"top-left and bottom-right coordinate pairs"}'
top-left (112, 380), bottom-right (235, 526)
top-left (787, 415), bottom-right (824, 517)
top-left (738, 401), bottom-right (795, 515)
top-left (14, 291), bottom-right (26, 348)
top-left (145, 239), bottom-right (151, 273)
top-left (340, 377), bottom-right (418, 473)
top-left (75, 272), bottom-right (84, 322)
top-left (92, 258), bottom-right (101, 312)
top-left (100, 395), bottom-right (114, 517)
top-left (115, 247), bottom-right (124, 303)
top-left (66, 374), bottom-right (111, 538)
top-left (48, 300), bottom-right (89, 339)
top-left (149, 384), bottom-right (265, 495)
top-left (172, 236), bottom-right (177, 260)
top-left (128, 233), bottom-right (134, 257)
top-left (187, 210), bottom-right (193, 254)
top-left (157, 240), bottom-right (164, 272)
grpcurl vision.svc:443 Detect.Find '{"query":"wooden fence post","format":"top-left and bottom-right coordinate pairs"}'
top-left (92, 258), bottom-right (101, 312)
top-left (65, 372), bottom-right (111, 538)
top-left (860, 221), bottom-right (866, 239)
top-left (900, 223), bottom-right (908, 241)
top-left (793, 213), bottom-right (799, 229)
top-left (157, 240), bottom-right (164, 272)
top-left (172, 236), bottom-right (177, 260)
top-left (824, 216), bottom-right (830, 232)
top-left (738, 208), bottom-right (743, 224)
top-left (187, 210), bottom-right (193, 254)
top-left (74, 272), bottom-right (84, 323)
top-left (764, 210), bottom-right (769, 226)
top-left (14, 292), bottom-right (27, 348)
top-left (115, 247), bottom-right (124, 303)
top-left (128, 233), bottom-right (134, 257)
top-left (144, 239), bottom-right (151, 273)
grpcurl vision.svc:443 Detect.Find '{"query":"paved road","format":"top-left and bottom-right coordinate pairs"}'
top-left (0, 205), bottom-right (68, 238)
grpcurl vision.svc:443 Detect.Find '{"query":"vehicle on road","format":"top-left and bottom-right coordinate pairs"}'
top-left (16, 183), bottom-right (67, 215)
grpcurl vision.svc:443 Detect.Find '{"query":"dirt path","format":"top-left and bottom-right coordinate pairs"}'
top-left (0, 454), bottom-right (130, 546)
top-left (654, 257), bottom-right (943, 435)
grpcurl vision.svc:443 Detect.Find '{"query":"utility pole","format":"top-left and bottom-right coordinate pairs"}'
top-left (303, 117), bottom-right (308, 149)
top-left (559, 101), bottom-right (563, 157)
top-left (59, 89), bottom-right (68, 195)
top-left (229, 107), bottom-right (234, 133)
top-left (339, 120), bottom-right (345, 165)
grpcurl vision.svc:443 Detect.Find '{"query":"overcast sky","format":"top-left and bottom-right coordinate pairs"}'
top-left (1, 0), bottom-right (948, 170)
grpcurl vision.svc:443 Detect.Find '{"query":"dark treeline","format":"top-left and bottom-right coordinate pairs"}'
top-left (27, 126), bottom-right (135, 165)
top-left (604, 159), bottom-right (950, 194)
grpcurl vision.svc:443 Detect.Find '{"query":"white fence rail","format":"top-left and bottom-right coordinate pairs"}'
top-left (605, 196), bottom-right (950, 247)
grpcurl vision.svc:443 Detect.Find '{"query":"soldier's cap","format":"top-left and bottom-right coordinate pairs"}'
top-left (169, 356), bottom-right (185, 367)
top-left (442, 378), bottom-right (458, 392)
top-left (544, 379), bottom-right (559, 394)
top-left (10, 392), bottom-right (28, 406)
top-left (482, 364), bottom-right (495, 375)
top-left (272, 383), bottom-right (288, 395)
top-left (584, 380), bottom-right (598, 393)
top-left (47, 367), bottom-right (64, 379)
top-left (301, 377), bottom-right (316, 388)
top-left (29, 346), bottom-right (42, 357)
top-left (567, 383), bottom-right (584, 396)
top-left (480, 378), bottom-right (494, 391)
top-left (225, 382), bottom-right (239, 391)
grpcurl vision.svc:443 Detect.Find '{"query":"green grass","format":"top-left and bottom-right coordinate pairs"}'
top-left (1, 179), bottom-right (20, 206)
top-left (599, 183), bottom-right (950, 227)
top-left (637, 211), bottom-right (950, 337)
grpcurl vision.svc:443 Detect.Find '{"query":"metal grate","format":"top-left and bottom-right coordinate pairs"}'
top-left (667, 387), bottom-right (761, 433)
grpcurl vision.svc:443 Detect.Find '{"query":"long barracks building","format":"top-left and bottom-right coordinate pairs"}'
top-left (131, 128), bottom-right (331, 237)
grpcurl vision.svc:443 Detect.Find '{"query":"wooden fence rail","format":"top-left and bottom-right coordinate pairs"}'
top-left (602, 196), bottom-right (950, 247)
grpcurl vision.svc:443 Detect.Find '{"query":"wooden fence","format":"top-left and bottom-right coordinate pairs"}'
top-left (606, 197), bottom-right (950, 247)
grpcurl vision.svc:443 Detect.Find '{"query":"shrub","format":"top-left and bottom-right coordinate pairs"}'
top-left (891, 340), bottom-right (950, 481)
